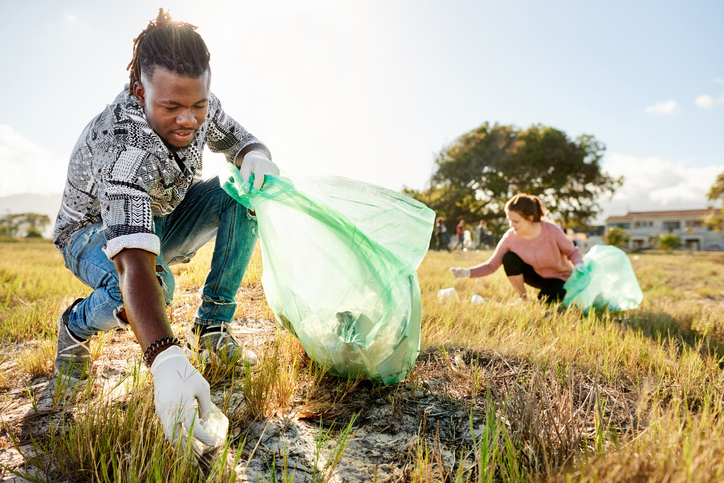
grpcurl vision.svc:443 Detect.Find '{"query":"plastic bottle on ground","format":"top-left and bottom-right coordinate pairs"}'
top-left (437, 287), bottom-right (459, 303)
top-left (191, 403), bottom-right (229, 457)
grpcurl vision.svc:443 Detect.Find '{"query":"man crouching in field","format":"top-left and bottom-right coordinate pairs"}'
top-left (51, 9), bottom-right (278, 449)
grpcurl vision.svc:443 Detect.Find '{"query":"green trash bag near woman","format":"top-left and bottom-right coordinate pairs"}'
top-left (221, 166), bottom-right (435, 384)
top-left (563, 245), bottom-right (643, 311)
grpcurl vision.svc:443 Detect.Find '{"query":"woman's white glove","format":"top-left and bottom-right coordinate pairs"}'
top-left (240, 151), bottom-right (280, 190)
top-left (150, 345), bottom-right (219, 449)
top-left (450, 267), bottom-right (471, 279)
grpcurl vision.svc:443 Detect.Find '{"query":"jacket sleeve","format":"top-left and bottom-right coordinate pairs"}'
top-left (554, 225), bottom-right (583, 266)
top-left (205, 93), bottom-right (268, 166)
top-left (468, 231), bottom-right (512, 278)
top-left (96, 146), bottom-right (161, 259)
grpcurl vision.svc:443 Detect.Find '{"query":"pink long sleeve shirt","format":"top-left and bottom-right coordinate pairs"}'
top-left (469, 220), bottom-right (583, 281)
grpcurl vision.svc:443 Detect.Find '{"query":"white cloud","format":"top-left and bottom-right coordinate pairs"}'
top-left (644, 100), bottom-right (678, 114)
top-left (0, 125), bottom-right (66, 197)
top-left (44, 12), bottom-right (78, 31)
top-left (715, 78), bottom-right (724, 84)
top-left (695, 93), bottom-right (724, 109)
top-left (695, 94), bottom-right (716, 108)
top-left (594, 154), bottom-right (722, 222)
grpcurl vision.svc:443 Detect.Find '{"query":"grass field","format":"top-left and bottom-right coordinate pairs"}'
top-left (1, 239), bottom-right (724, 482)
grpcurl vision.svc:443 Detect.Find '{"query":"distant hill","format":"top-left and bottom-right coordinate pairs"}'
top-left (0, 193), bottom-right (63, 238)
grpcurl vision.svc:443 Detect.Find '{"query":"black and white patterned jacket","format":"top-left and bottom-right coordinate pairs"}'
top-left (52, 87), bottom-right (263, 259)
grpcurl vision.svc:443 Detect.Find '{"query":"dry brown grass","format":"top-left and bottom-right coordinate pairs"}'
top-left (2, 241), bottom-right (724, 482)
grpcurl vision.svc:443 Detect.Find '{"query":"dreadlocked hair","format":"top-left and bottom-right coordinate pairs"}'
top-left (127, 8), bottom-right (210, 94)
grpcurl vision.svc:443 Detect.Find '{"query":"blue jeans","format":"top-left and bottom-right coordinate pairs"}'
top-left (61, 177), bottom-right (258, 339)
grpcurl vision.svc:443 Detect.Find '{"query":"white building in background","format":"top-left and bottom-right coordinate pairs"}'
top-left (605, 209), bottom-right (724, 251)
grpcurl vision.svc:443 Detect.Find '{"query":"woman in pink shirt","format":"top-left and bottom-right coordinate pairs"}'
top-left (450, 194), bottom-right (583, 303)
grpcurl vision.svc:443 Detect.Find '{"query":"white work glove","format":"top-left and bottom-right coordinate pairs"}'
top-left (574, 263), bottom-right (585, 272)
top-left (240, 151), bottom-right (280, 191)
top-left (450, 267), bottom-right (471, 279)
top-left (150, 345), bottom-right (220, 449)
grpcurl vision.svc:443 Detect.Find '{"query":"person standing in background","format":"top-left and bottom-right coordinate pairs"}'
top-left (454, 219), bottom-right (465, 249)
top-left (476, 219), bottom-right (492, 249)
top-left (435, 217), bottom-right (451, 251)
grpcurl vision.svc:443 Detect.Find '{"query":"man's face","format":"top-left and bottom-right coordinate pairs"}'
top-left (133, 67), bottom-right (210, 148)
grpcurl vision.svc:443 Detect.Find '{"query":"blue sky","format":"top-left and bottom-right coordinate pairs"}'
top-left (1, 0), bottom-right (722, 223)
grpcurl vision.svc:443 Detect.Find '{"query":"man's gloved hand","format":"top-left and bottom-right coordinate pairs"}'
top-left (240, 151), bottom-right (280, 191)
top-left (574, 263), bottom-right (585, 272)
top-left (150, 345), bottom-right (220, 449)
top-left (450, 267), bottom-right (471, 279)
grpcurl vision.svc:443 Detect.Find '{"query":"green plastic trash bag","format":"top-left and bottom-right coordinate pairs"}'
top-left (221, 166), bottom-right (435, 384)
top-left (563, 245), bottom-right (643, 311)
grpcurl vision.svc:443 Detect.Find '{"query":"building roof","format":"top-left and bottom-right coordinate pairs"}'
top-left (606, 208), bottom-right (714, 223)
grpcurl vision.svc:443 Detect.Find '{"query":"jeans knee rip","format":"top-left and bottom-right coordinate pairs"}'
top-left (201, 294), bottom-right (237, 306)
top-left (112, 305), bottom-right (130, 329)
top-left (156, 266), bottom-right (175, 306)
top-left (246, 209), bottom-right (258, 236)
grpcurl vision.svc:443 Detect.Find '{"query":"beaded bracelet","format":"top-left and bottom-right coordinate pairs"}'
top-left (143, 336), bottom-right (183, 368)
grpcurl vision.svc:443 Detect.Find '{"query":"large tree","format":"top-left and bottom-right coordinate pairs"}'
top-left (703, 171), bottom-right (724, 231)
top-left (405, 123), bottom-right (622, 235)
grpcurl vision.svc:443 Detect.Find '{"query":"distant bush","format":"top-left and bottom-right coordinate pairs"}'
top-left (25, 227), bottom-right (43, 238)
top-left (657, 233), bottom-right (682, 252)
top-left (1, 212), bottom-right (50, 238)
top-left (604, 226), bottom-right (630, 248)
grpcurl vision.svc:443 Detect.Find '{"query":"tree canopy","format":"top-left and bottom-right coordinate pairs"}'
top-left (704, 171), bottom-right (724, 231)
top-left (0, 213), bottom-right (51, 238)
top-left (708, 171), bottom-right (724, 202)
top-left (404, 123), bottom-right (622, 235)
